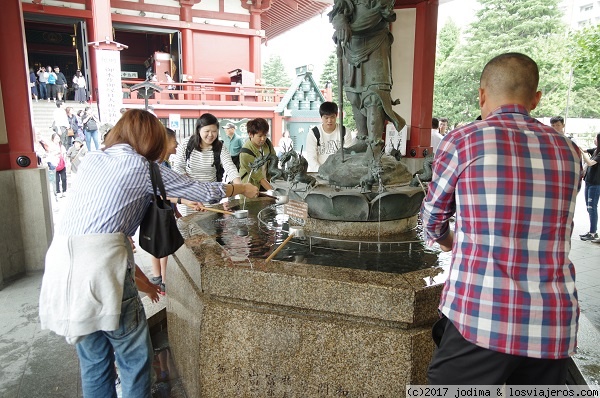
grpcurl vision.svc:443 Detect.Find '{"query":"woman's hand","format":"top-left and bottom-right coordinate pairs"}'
top-left (189, 202), bottom-right (208, 212)
top-left (239, 183), bottom-right (259, 198)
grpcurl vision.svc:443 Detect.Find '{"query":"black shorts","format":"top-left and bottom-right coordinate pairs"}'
top-left (427, 315), bottom-right (569, 385)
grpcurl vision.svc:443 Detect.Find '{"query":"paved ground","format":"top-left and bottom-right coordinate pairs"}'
top-left (1, 184), bottom-right (599, 396)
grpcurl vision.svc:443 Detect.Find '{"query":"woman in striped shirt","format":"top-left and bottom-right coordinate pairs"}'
top-left (39, 109), bottom-right (258, 398)
top-left (173, 113), bottom-right (242, 215)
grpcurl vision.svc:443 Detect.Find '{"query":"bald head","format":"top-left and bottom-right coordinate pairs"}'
top-left (479, 53), bottom-right (541, 118)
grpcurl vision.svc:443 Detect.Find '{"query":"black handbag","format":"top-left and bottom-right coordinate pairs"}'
top-left (139, 162), bottom-right (184, 258)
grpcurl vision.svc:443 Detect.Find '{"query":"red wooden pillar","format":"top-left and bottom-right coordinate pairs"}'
top-left (180, 0), bottom-right (200, 99)
top-left (407, 0), bottom-right (438, 158)
top-left (244, 0), bottom-right (271, 82)
top-left (0, 0), bottom-right (36, 170)
top-left (85, 0), bottom-right (114, 101)
top-left (249, 12), bottom-right (263, 81)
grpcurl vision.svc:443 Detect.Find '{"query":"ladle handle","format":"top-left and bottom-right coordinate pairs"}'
top-left (265, 232), bottom-right (295, 263)
top-left (258, 192), bottom-right (278, 200)
top-left (195, 205), bottom-right (235, 216)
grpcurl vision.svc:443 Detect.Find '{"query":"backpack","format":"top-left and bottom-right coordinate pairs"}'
top-left (47, 73), bottom-right (56, 84)
top-left (312, 125), bottom-right (346, 147)
top-left (185, 139), bottom-right (225, 182)
top-left (84, 116), bottom-right (98, 131)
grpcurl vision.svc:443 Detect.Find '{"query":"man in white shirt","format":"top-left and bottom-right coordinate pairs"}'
top-left (53, 101), bottom-right (70, 149)
top-left (305, 101), bottom-right (353, 172)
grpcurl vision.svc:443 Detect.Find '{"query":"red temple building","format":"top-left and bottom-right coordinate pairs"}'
top-left (0, 0), bottom-right (439, 285)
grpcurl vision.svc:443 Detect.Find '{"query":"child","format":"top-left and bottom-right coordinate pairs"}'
top-left (149, 128), bottom-right (186, 295)
top-left (51, 132), bottom-right (67, 197)
top-left (239, 118), bottom-right (276, 191)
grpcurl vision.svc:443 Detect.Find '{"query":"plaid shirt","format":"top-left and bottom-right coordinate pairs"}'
top-left (422, 105), bottom-right (582, 359)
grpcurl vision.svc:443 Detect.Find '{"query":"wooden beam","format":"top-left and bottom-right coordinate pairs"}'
top-left (280, 0), bottom-right (299, 11)
top-left (110, 14), bottom-right (259, 37)
top-left (191, 10), bottom-right (250, 23)
top-left (112, 0), bottom-right (179, 15)
top-left (22, 3), bottom-right (93, 18)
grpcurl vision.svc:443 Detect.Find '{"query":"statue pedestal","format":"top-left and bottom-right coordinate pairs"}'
top-left (167, 207), bottom-right (446, 397)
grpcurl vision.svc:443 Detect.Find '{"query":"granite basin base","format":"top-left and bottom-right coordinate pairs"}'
top-left (167, 220), bottom-right (445, 397)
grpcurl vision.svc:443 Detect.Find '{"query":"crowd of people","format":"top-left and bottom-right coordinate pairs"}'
top-left (34, 102), bottom-right (100, 200)
top-left (30, 65), bottom-right (87, 103)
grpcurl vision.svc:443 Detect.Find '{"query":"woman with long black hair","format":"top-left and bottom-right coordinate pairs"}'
top-left (580, 133), bottom-right (600, 242)
top-left (172, 113), bottom-right (241, 215)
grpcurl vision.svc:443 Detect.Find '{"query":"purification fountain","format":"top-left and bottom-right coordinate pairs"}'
top-left (166, 145), bottom-right (442, 397)
top-left (167, 188), bottom-right (447, 397)
top-left (165, 3), bottom-right (445, 396)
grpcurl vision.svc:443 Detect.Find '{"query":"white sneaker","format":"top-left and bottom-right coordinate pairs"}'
top-left (592, 237), bottom-right (600, 244)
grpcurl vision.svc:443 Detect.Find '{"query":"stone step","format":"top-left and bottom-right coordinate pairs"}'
top-left (32, 101), bottom-right (90, 137)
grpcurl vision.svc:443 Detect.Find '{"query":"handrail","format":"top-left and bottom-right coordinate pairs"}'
top-left (121, 79), bottom-right (301, 106)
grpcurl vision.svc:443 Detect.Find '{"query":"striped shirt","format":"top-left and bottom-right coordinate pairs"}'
top-left (421, 105), bottom-right (582, 359)
top-left (57, 144), bottom-right (226, 237)
top-left (172, 138), bottom-right (240, 183)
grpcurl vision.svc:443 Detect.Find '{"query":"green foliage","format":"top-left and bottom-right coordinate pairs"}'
top-left (436, 19), bottom-right (460, 67)
top-left (320, 52), bottom-right (338, 94)
top-left (318, 50), bottom-right (356, 131)
top-left (571, 24), bottom-right (600, 88)
top-left (433, 0), bottom-right (575, 124)
top-left (568, 86), bottom-right (600, 118)
top-left (262, 55), bottom-right (292, 88)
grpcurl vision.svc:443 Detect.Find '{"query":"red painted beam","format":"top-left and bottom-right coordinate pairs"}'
top-left (110, 0), bottom-right (251, 23)
top-left (110, 14), bottom-right (257, 37)
top-left (22, 3), bottom-right (93, 18)
top-left (190, 10), bottom-right (250, 23)
top-left (112, 0), bottom-right (180, 16)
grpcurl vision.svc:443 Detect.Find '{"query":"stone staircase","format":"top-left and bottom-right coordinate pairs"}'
top-left (31, 100), bottom-right (89, 137)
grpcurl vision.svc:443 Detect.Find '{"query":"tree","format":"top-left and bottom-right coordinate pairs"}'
top-left (436, 19), bottom-right (461, 68)
top-left (320, 51), bottom-right (338, 95)
top-left (319, 50), bottom-right (356, 131)
top-left (433, 0), bottom-right (568, 125)
top-left (262, 55), bottom-right (292, 88)
top-left (571, 24), bottom-right (600, 88)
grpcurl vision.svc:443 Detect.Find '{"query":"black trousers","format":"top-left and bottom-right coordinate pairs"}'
top-left (428, 316), bottom-right (569, 385)
top-left (55, 168), bottom-right (67, 194)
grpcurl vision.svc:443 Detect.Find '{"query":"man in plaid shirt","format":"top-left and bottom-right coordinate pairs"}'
top-left (422, 53), bottom-right (582, 384)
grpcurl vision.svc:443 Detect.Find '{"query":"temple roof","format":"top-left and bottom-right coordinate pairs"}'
top-left (262, 0), bottom-right (333, 41)
top-left (264, 0), bottom-right (432, 41)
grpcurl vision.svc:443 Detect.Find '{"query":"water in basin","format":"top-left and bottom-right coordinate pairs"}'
top-left (190, 200), bottom-right (450, 274)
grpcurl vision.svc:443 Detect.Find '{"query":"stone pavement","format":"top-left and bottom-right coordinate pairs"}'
top-left (1, 186), bottom-right (599, 396)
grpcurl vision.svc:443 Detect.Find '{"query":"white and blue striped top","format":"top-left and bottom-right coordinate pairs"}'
top-left (57, 144), bottom-right (226, 237)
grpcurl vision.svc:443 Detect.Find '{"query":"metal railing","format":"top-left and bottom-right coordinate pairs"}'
top-left (122, 80), bottom-right (292, 106)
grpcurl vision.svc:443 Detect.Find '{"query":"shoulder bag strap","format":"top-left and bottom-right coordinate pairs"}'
top-left (149, 162), bottom-right (168, 201)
